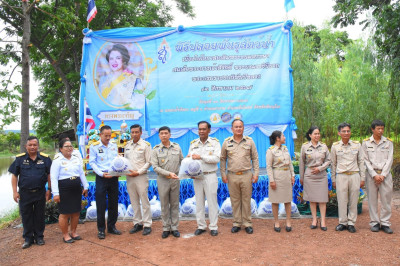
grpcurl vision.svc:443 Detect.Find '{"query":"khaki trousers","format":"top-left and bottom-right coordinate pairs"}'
top-left (126, 174), bottom-right (152, 227)
top-left (157, 176), bottom-right (180, 231)
top-left (227, 171), bottom-right (253, 227)
top-left (336, 172), bottom-right (360, 226)
top-left (366, 172), bottom-right (393, 227)
top-left (193, 173), bottom-right (219, 230)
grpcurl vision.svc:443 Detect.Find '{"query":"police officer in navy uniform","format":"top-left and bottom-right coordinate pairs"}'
top-left (9, 136), bottom-right (52, 249)
top-left (89, 125), bottom-right (121, 239)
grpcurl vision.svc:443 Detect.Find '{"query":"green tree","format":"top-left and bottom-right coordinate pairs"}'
top-left (0, 0), bottom-right (194, 142)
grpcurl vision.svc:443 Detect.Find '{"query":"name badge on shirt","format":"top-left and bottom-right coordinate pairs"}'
top-left (62, 161), bottom-right (67, 165)
top-left (98, 148), bottom-right (104, 153)
top-left (23, 160), bottom-right (29, 165)
top-left (228, 144), bottom-right (233, 147)
top-left (37, 160), bottom-right (44, 164)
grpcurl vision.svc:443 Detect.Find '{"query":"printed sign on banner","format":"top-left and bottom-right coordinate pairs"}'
top-left (80, 22), bottom-right (293, 131)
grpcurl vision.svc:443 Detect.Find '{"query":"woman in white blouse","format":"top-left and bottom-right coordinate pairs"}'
top-left (51, 139), bottom-right (89, 243)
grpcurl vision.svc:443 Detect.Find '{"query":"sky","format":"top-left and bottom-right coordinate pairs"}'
top-left (4, 0), bottom-right (367, 130)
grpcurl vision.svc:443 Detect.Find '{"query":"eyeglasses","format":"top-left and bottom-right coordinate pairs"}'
top-left (63, 145), bottom-right (74, 148)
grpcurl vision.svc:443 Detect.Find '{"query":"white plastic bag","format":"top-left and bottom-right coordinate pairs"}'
top-left (118, 203), bottom-right (126, 218)
top-left (86, 201), bottom-right (97, 220)
top-left (251, 198), bottom-right (258, 215)
top-left (257, 198), bottom-right (273, 217)
top-left (178, 157), bottom-right (203, 179)
top-left (219, 197), bottom-right (233, 216)
top-left (107, 156), bottom-right (133, 176)
top-left (125, 204), bottom-right (134, 218)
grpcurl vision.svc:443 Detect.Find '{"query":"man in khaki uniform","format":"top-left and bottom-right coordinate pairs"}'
top-left (124, 124), bottom-right (152, 236)
top-left (331, 122), bottom-right (365, 233)
top-left (188, 121), bottom-right (220, 237)
top-left (151, 126), bottom-right (183, 238)
top-left (361, 120), bottom-right (393, 234)
top-left (220, 119), bottom-right (259, 234)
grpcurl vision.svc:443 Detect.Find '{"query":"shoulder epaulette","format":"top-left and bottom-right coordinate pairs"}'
top-left (303, 142), bottom-right (308, 145)
top-left (190, 139), bottom-right (197, 144)
top-left (211, 137), bottom-right (219, 142)
top-left (320, 142), bottom-right (326, 145)
top-left (145, 141), bottom-right (151, 146)
top-left (92, 141), bottom-right (100, 146)
top-left (352, 140), bottom-right (360, 144)
top-left (40, 152), bottom-right (49, 157)
top-left (333, 141), bottom-right (340, 145)
top-left (245, 136), bottom-right (252, 140)
top-left (269, 146), bottom-right (274, 150)
top-left (224, 136), bottom-right (232, 141)
top-left (363, 137), bottom-right (370, 141)
top-left (53, 153), bottom-right (60, 160)
top-left (387, 137), bottom-right (393, 142)
top-left (16, 153), bottom-right (25, 157)
top-left (153, 144), bottom-right (160, 149)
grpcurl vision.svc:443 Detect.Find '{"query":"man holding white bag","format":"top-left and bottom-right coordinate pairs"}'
top-left (188, 121), bottom-right (220, 236)
top-left (124, 124), bottom-right (152, 236)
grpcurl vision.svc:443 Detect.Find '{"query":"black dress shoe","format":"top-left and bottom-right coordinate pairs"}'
top-left (210, 230), bottom-right (218, 236)
top-left (371, 223), bottom-right (380, 232)
top-left (22, 240), bottom-right (33, 249)
top-left (108, 228), bottom-right (122, 235)
top-left (347, 225), bottom-right (356, 233)
top-left (36, 238), bottom-right (45, 245)
top-left (129, 224), bottom-right (144, 234)
top-left (172, 230), bottom-right (180, 237)
top-left (231, 226), bottom-right (241, 233)
top-left (63, 238), bottom-right (75, 244)
top-left (71, 235), bottom-right (82, 240)
top-left (245, 227), bottom-right (253, 234)
top-left (381, 225), bottom-right (393, 234)
top-left (310, 224), bottom-right (317, 229)
top-left (335, 224), bottom-right (347, 231)
top-left (320, 226), bottom-right (327, 231)
top-left (274, 226), bottom-right (281, 233)
top-left (285, 226), bottom-right (292, 232)
top-left (194, 229), bottom-right (206, 236)
top-left (162, 231), bottom-right (170, 238)
top-left (142, 227), bottom-right (152, 236)
top-left (98, 231), bottom-right (106, 239)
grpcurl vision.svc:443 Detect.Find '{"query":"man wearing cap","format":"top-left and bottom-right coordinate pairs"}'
top-left (220, 119), bottom-right (259, 234)
top-left (89, 125), bottom-right (121, 239)
top-left (362, 120), bottom-right (394, 234)
top-left (124, 124), bottom-right (152, 236)
top-left (331, 122), bottom-right (365, 233)
top-left (188, 121), bottom-right (221, 236)
top-left (9, 136), bottom-right (52, 249)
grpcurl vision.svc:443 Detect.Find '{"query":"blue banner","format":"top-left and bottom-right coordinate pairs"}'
top-left (79, 22), bottom-right (293, 132)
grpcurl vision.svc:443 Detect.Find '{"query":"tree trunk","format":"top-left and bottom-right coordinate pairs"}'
top-left (19, 2), bottom-right (31, 152)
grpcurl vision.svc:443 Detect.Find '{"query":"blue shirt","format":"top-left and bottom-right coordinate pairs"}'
top-left (89, 141), bottom-right (118, 177)
top-left (50, 153), bottom-right (89, 196)
top-left (8, 152), bottom-right (52, 189)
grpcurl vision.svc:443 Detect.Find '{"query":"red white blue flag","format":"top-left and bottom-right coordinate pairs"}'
top-left (87, 0), bottom-right (97, 23)
top-left (84, 100), bottom-right (96, 135)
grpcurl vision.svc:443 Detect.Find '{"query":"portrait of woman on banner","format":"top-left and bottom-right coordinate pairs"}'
top-left (96, 43), bottom-right (145, 108)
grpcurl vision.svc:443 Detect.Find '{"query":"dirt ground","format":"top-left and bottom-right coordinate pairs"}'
top-left (1, 193), bottom-right (400, 266)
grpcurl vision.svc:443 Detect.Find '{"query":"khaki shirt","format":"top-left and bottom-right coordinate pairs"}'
top-left (361, 135), bottom-right (393, 178)
top-left (220, 136), bottom-right (259, 178)
top-left (124, 138), bottom-right (151, 175)
top-left (151, 142), bottom-right (183, 177)
top-left (266, 145), bottom-right (295, 182)
top-left (188, 137), bottom-right (221, 172)
top-left (299, 141), bottom-right (331, 181)
top-left (331, 140), bottom-right (365, 182)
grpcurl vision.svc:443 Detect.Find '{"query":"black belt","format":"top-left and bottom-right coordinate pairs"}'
top-left (20, 187), bottom-right (44, 193)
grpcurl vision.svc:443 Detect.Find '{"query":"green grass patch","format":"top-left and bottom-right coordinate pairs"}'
top-left (0, 207), bottom-right (20, 229)
top-left (85, 173), bottom-right (126, 182)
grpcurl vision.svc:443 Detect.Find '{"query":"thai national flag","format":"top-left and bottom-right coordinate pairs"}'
top-left (87, 0), bottom-right (97, 23)
top-left (84, 101), bottom-right (96, 135)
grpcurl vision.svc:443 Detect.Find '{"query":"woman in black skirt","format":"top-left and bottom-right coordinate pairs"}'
top-left (50, 139), bottom-right (89, 243)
